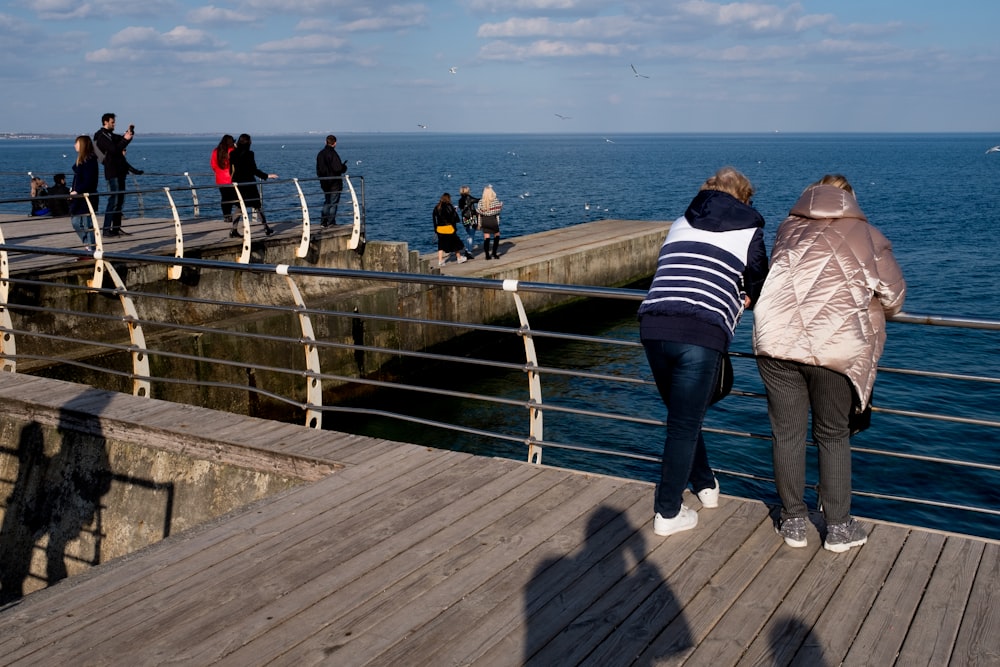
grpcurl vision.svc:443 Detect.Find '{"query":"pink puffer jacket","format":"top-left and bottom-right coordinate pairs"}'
top-left (752, 184), bottom-right (906, 405)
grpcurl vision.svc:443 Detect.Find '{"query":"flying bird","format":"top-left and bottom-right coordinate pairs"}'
top-left (554, 113), bottom-right (571, 120)
top-left (449, 67), bottom-right (458, 74)
top-left (602, 137), bottom-right (615, 144)
top-left (986, 145), bottom-right (1000, 154)
top-left (631, 64), bottom-right (649, 79)
top-left (417, 123), bottom-right (427, 129)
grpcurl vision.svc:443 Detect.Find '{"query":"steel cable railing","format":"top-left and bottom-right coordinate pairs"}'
top-left (0, 245), bottom-right (997, 537)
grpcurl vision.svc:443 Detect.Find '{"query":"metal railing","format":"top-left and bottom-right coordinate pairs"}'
top-left (0, 243), bottom-right (997, 539)
top-left (0, 174), bottom-right (367, 265)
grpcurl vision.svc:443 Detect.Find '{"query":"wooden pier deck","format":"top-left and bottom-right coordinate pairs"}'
top-left (0, 375), bottom-right (998, 665)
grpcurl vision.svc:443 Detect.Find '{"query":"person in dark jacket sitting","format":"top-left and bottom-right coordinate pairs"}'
top-left (47, 173), bottom-right (71, 217)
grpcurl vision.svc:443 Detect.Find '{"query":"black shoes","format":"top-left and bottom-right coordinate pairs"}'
top-left (264, 227), bottom-right (275, 237)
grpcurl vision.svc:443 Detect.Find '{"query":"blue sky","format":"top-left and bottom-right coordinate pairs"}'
top-left (2, 0), bottom-right (998, 135)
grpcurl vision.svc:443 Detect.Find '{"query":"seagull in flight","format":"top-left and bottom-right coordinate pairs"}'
top-left (554, 113), bottom-right (571, 120)
top-left (602, 137), bottom-right (615, 144)
top-left (631, 64), bottom-right (649, 79)
top-left (448, 67), bottom-right (458, 74)
top-left (417, 123), bottom-right (427, 129)
top-left (986, 145), bottom-right (1000, 154)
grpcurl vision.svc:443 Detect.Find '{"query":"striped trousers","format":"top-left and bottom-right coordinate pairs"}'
top-left (756, 357), bottom-right (855, 525)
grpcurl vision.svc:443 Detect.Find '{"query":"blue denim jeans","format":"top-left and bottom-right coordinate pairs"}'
top-left (103, 176), bottom-right (126, 232)
top-left (321, 190), bottom-right (341, 226)
top-left (643, 340), bottom-right (722, 518)
top-left (71, 214), bottom-right (94, 247)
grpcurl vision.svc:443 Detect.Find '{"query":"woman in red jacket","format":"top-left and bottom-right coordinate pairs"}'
top-left (210, 134), bottom-right (236, 225)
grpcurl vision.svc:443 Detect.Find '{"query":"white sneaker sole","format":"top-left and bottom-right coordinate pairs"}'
top-left (823, 536), bottom-right (867, 553)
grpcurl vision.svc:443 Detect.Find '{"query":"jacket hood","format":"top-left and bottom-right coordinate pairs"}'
top-left (685, 189), bottom-right (765, 232)
top-left (789, 183), bottom-right (868, 222)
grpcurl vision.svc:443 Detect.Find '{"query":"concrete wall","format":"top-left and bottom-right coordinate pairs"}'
top-left (0, 382), bottom-right (336, 603)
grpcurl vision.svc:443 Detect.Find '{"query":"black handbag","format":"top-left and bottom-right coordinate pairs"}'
top-left (710, 353), bottom-right (734, 405)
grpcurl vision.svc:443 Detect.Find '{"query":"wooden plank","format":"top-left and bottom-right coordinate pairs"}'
top-left (895, 537), bottom-right (989, 666)
top-left (678, 521), bottom-right (828, 666)
top-left (948, 542), bottom-right (1000, 666)
top-left (389, 483), bottom-right (652, 667)
top-left (17, 449), bottom-right (476, 664)
top-left (169, 461), bottom-right (548, 665)
top-left (0, 442), bottom-right (454, 661)
top-left (836, 526), bottom-right (945, 665)
top-left (633, 511), bottom-right (780, 666)
top-left (477, 492), bottom-right (747, 666)
top-left (252, 469), bottom-right (622, 666)
top-left (74, 455), bottom-right (526, 665)
top-left (577, 501), bottom-right (773, 667)
top-left (739, 524), bottom-right (905, 666)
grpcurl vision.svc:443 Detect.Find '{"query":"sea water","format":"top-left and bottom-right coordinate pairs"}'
top-left (2, 133), bottom-right (999, 538)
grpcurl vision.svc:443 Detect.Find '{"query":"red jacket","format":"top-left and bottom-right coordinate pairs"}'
top-left (210, 147), bottom-right (233, 185)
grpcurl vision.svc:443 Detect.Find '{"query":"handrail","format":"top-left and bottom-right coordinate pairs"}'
top-left (1, 175), bottom-right (367, 272)
top-left (0, 244), bottom-right (997, 539)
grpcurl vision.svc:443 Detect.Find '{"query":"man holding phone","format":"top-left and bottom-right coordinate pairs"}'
top-left (93, 113), bottom-right (134, 236)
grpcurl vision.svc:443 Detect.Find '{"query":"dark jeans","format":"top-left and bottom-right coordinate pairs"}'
top-left (103, 176), bottom-right (126, 232)
top-left (321, 190), bottom-right (342, 226)
top-left (643, 340), bottom-right (722, 518)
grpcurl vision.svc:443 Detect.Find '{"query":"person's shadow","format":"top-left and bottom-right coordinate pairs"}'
top-left (523, 505), bottom-right (692, 665)
top-left (0, 389), bottom-right (113, 604)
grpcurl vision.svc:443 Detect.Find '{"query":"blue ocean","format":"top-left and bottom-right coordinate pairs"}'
top-left (2, 133), bottom-right (999, 538)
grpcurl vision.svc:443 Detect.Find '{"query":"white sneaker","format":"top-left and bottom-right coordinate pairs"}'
top-left (653, 506), bottom-right (698, 536)
top-left (696, 478), bottom-right (720, 508)
top-left (457, 255), bottom-right (468, 263)
top-left (438, 260), bottom-right (445, 266)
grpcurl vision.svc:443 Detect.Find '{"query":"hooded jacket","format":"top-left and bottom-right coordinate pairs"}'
top-left (638, 189), bottom-right (768, 352)
top-left (752, 183), bottom-right (906, 405)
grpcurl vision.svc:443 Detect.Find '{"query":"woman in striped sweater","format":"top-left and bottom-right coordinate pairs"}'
top-left (638, 166), bottom-right (768, 537)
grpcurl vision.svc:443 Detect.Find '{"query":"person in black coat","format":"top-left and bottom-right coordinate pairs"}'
top-left (93, 112), bottom-right (133, 236)
top-left (229, 133), bottom-right (277, 237)
top-left (47, 173), bottom-right (71, 217)
top-left (316, 135), bottom-right (348, 227)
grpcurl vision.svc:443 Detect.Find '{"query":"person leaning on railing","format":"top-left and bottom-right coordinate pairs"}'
top-left (753, 174), bottom-right (906, 554)
top-left (638, 166), bottom-right (769, 538)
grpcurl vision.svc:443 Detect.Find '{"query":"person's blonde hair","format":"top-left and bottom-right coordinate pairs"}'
top-left (813, 173), bottom-right (854, 194)
top-left (480, 184), bottom-right (497, 208)
top-left (700, 166), bottom-right (754, 204)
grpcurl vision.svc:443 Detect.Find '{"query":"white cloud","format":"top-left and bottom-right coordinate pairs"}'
top-left (108, 25), bottom-right (219, 49)
top-left (187, 5), bottom-right (256, 24)
top-left (256, 33), bottom-right (347, 52)
top-left (480, 39), bottom-right (621, 60)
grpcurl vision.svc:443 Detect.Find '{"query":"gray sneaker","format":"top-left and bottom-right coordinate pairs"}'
top-left (824, 518), bottom-right (868, 553)
top-left (776, 516), bottom-right (808, 548)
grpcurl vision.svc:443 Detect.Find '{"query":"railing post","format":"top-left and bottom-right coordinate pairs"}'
top-left (276, 264), bottom-right (323, 429)
top-left (503, 279), bottom-right (544, 464)
top-left (163, 187), bottom-right (185, 279)
top-left (346, 176), bottom-right (365, 252)
top-left (184, 172), bottom-right (199, 217)
top-left (100, 260), bottom-right (152, 398)
top-left (85, 193), bottom-right (106, 289)
top-left (292, 178), bottom-right (311, 259)
top-left (233, 185), bottom-right (251, 264)
top-left (0, 215), bottom-right (15, 372)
